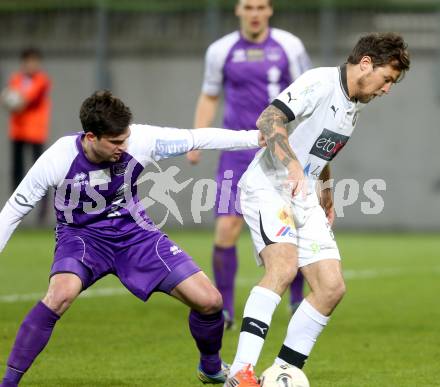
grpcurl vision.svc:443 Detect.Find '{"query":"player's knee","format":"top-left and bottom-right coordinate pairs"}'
top-left (320, 280), bottom-right (346, 308)
top-left (198, 288), bottom-right (223, 314)
top-left (42, 288), bottom-right (78, 315)
top-left (334, 281), bottom-right (347, 303)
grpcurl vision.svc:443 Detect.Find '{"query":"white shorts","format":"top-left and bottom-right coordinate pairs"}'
top-left (240, 188), bottom-right (340, 267)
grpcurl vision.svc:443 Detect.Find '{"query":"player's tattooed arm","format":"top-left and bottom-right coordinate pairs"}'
top-left (256, 105), bottom-right (297, 168)
top-left (257, 105), bottom-right (306, 196)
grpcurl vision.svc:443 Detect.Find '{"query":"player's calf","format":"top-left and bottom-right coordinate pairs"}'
top-left (1, 301), bottom-right (60, 386)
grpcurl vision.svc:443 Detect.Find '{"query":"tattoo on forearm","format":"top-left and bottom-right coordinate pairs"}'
top-left (257, 105), bottom-right (297, 167)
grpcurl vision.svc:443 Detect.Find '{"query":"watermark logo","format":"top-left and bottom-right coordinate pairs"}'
top-left (136, 163), bottom-right (192, 227)
top-left (53, 158), bottom-right (387, 229)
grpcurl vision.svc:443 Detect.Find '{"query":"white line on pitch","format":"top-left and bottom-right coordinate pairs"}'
top-left (0, 266), bottom-right (438, 304)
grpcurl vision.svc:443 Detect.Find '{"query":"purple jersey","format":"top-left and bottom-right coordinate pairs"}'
top-left (0, 125), bottom-right (259, 251)
top-left (0, 124), bottom-right (259, 299)
top-left (53, 134), bottom-right (150, 236)
top-left (202, 28), bottom-right (311, 216)
top-left (202, 28), bottom-right (311, 131)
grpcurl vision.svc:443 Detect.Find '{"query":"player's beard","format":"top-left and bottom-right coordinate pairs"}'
top-left (355, 75), bottom-right (376, 103)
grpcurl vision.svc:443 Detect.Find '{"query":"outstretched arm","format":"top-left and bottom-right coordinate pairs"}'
top-left (190, 127), bottom-right (261, 151)
top-left (257, 105), bottom-right (305, 196)
top-left (187, 93), bottom-right (219, 164)
top-left (129, 124), bottom-right (262, 163)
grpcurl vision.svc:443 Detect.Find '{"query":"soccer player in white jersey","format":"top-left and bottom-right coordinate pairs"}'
top-left (0, 90), bottom-right (266, 387)
top-left (187, 0), bottom-right (311, 329)
top-left (224, 33), bottom-right (410, 386)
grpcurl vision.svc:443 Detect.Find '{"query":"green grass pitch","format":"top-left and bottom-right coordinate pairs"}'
top-left (0, 229), bottom-right (439, 386)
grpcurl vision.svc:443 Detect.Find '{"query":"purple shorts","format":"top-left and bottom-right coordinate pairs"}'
top-left (215, 149), bottom-right (258, 217)
top-left (50, 226), bottom-right (201, 301)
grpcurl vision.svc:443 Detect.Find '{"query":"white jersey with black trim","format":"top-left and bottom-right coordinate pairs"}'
top-left (239, 65), bottom-right (364, 193)
top-left (0, 125), bottom-right (259, 253)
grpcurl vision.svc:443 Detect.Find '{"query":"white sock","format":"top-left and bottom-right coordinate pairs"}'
top-left (229, 286), bottom-right (281, 377)
top-left (275, 299), bottom-right (329, 368)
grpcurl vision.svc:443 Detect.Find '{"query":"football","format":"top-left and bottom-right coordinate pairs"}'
top-left (260, 363), bottom-right (310, 387)
top-left (1, 88), bottom-right (24, 111)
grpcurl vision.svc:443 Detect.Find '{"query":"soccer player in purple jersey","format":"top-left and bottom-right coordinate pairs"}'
top-left (187, 0), bottom-right (311, 329)
top-left (0, 90), bottom-right (265, 387)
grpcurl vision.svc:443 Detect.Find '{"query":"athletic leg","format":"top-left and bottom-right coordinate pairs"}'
top-left (228, 242), bottom-right (298, 378)
top-left (170, 271), bottom-right (226, 383)
top-left (212, 215), bottom-right (244, 327)
top-left (1, 274), bottom-right (82, 387)
top-left (171, 272), bottom-right (223, 370)
top-left (275, 259), bottom-right (345, 369)
top-left (275, 201), bottom-right (344, 369)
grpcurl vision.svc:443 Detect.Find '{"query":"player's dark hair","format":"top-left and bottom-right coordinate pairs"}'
top-left (347, 33), bottom-right (410, 80)
top-left (237, 0), bottom-right (272, 6)
top-left (20, 47), bottom-right (42, 61)
top-left (79, 90), bottom-right (132, 138)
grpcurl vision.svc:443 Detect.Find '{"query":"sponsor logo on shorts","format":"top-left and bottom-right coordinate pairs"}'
top-left (277, 207), bottom-right (295, 227)
top-left (311, 241), bottom-right (321, 254)
top-left (170, 245), bottom-right (183, 255)
top-left (275, 226), bottom-right (294, 237)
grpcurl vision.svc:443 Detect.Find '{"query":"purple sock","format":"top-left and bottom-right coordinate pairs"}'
top-left (212, 245), bottom-right (237, 320)
top-left (289, 271), bottom-right (305, 305)
top-left (2, 301), bottom-right (60, 386)
top-left (189, 310), bottom-right (224, 375)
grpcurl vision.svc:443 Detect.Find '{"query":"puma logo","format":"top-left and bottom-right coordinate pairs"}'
top-left (249, 321), bottom-right (268, 335)
top-left (330, 105), bottom-right (339, 117)
top-left (287, 91), bottom-right (295, 103)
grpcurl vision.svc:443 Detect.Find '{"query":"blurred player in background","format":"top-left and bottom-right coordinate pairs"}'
top-left (1, 48), bottom-right (51, 222)
top-left (187, 0), bottom-right (311, 329)
top-left (225, 33), bottom-right (410, 386)
top-left (0, 90), bottom-right (264, 387)
top-left (1, 48), bottom-right (51, 193)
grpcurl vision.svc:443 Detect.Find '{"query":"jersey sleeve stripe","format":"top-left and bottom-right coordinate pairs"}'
top-left (271, 99), bottom-right (295, 122)
top-left (7, 199), bottom-right (31, 216)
